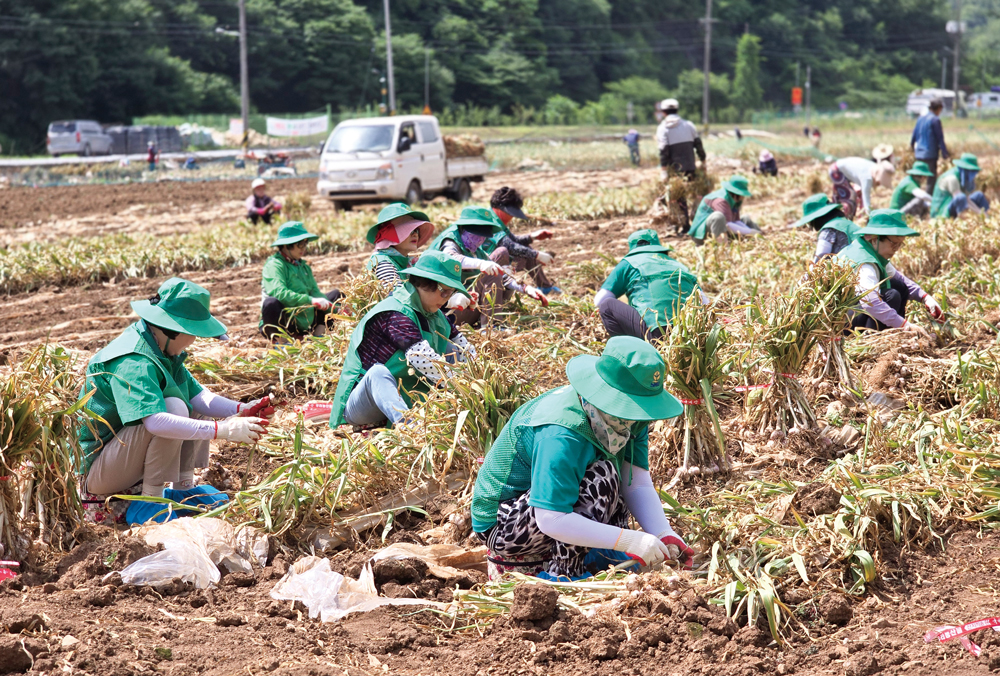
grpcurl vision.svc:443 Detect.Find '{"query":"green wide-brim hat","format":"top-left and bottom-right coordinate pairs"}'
top-left (131, 277), bottom-right (227, 338)
top-left (453, 206), bottom-right (504, 233)
top-left (906, 161), bottom-right (935, 177)
top-left (722, 175), bottom-right (752, 198)
top-left (271, 222), bottom-right (318, 247)
top-left (401, 250), bottom-right (471, 296)
top-left (366, 202), bottom-right (432, 245)
top-left (860, 209), bottom-right (920, 238)
top-left (627, 228), bottom-right (672, 255)
top-left (566, 336), bottom-right (682, 421)
top-left (954, 153), bottom-right (981, 172)
top-left (793, 194), bottom-right (841, 228)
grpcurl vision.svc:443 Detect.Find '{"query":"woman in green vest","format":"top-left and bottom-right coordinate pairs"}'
top-left (472, 337), bottom-right (694, 581)
top-left (930, 153), bottom-right (990, 218)
top-left (834, 210), bottom-right (942, 337)
top-left (260, 222), bottom-right (342, 341)
top-left (889, 161), bottom-right (935, 217)
top-left (79, 278), bottom-right (273, 525)
top-left (329, 251), bottom-right (476, 430)
top-left (791, 194), bottom-right (859, 262)
top-left (594, 229), bottom-right (702, 341)
top-left (689, 175), bottom-right (762, 244)
top-left (431, 206), bottom-right (549, 328)
top-left (364, 203), bottom-right (435, 287)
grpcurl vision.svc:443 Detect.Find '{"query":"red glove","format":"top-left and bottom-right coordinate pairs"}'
top-left (660, 534), bottom-right (695, 570)
top-left (531, 229), bottom-right (553, 240)
top-left (238, 395), bottom-right (276, 420)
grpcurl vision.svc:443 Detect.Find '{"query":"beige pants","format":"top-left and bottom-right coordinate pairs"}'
top-left (85, 399), bottom-right (210, 495)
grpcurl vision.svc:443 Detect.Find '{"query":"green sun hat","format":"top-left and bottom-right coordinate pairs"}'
top-left (954, 153), bottom-right (981, 172)
top-left (401, 250), bottom-right (471, 296)
top-left (271, 222), bottom-right (318, 247)
top-left (366, 202), bottom-right (432, 245)
top-left (565, 336), bottom-right (682, 421)
top-left (722, 175), bottom-right (752, 198)
top-left (454, 206), bottom-right (504, 233)
top-left (906, 160), bottom-right (935, 177)
top-left (792, 194), bottom-right (842, 228)
top-left (627, 228), bottom-right (673, 255)
top-left (860, 209), bottom-right (920, 238)
top-left (131, 278), bottom-right (228, 338)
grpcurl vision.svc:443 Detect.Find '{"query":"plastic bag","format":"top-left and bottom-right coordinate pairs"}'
top-left (115, 517), bottom-right (252, 589)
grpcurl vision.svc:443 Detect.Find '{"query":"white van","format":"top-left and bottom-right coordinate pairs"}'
top-left (317, 115), bottom-right (488, 209)
top-left (906, 89), bottom-right (964, 117)
top-left (46, 120), bottom-right (114, 156)
top-left (968, 92), bottom-right (1000, 114)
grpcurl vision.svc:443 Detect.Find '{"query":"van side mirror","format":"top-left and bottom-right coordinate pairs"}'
top-left (398, 136), bottom-right (412, 153)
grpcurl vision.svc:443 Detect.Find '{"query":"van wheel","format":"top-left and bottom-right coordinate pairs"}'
top-left (405, 180), bottom-right (422, 205)
top-left (80, 144), bottom-right (91, 157)
top-left (455, 178), bottom-right (472, 202)
top-left (331, 200), bottom-right (353, 212)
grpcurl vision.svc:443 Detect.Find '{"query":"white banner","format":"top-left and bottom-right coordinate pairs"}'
top-left (266, 115), bottom-right (329, 137)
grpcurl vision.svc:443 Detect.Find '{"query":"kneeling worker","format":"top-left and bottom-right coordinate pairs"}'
top-left (931, 153), bottom-right (990, 218)
top-left (689, 175), bottom-right (762, 243)
top-left (889, 161), bottom-right (935, 217)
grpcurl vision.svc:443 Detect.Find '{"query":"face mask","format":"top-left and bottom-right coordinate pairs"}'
top-left (461, 230), bottom-right (488, 252)
top-left (959, 169), bottom-right (978, 193)
top-left (581, 399), bottom-right (633, 456)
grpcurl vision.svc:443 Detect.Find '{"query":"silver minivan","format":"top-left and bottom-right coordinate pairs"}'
top-left (46, 120), bottom-right (114, 156)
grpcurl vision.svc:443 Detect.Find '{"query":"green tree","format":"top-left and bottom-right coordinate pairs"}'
top-left (732, 33), bottom-right (763, 119)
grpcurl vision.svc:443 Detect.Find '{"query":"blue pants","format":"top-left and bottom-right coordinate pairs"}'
top-left (949, 191), bottom-right (990, 217)
top-left (344, 364), bottom-right (408, 427)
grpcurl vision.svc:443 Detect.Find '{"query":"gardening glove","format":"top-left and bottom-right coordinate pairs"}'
top-left (922, 295), bottom-right (943, 320)
top-left (215, 417), bottom-right (267, 444)
top-left (657, 526), bottom-right (695, 570)
top-left (476, 259), bottom-right (504, 276)
top-left (524, 286), bottom-right (549, 307)
top-left (311, 297), bottom-right (333, 311)
top-left (237, 395), bottom-right (275, 420)
top-left (531, 229), bottom-right (553, 240)
top-left (447, 293), bottom-right (474, 311)
top-left (535, 251), bottom-right (554, 265)
top-left (613, 529), bottom-right (671, 568)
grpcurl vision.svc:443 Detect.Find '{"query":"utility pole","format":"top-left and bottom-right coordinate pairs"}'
top-left (383, 0), bottom-right (396, 114)
top-left (424, 48), bottom-right (430, 114)
top-left (941, 54), bottom-right (948, 89)
top-left (952, 0), bottom-right (962, 109)
top-left (804, 65), bottom-right (811, 132)
top-left (238, 0), bottom-right (249, 153)
top-left (701, 0), bottom-right (713, 130)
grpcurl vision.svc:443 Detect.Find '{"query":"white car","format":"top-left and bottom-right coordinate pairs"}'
top-left (968, 91), bottom-right (1000, 114)
top-left (46, 120), bottom-right (113, 157)
top-left (317, 115), bottom-right (487, 210)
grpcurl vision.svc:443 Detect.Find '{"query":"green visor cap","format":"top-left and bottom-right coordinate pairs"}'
top-left (566, 336), bottom-right (683, 421)
top-left (453, 206), bottom-right (504, 233)
top-left (401, 250), bottom-right (471, 296)
top-left (366, 202), bottom-right (431, 244)
top-left (627, 228), bottom-right (673, 254)
top-left (954, 153), bottom-right (981, 172)
top-left (861, 209), bottom-right (920, 237)
top-left (793, 194), bottom-right (842, 227)
top-left (907, 161), bottom-right (935, 177)
top-left (131, 277), bottom-right (228, 338)
top-left (271, 222), bottom-right (318, 247)
top-left (723, 175), bottom-right (752, 198)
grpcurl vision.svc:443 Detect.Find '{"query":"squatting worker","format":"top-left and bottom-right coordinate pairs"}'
top-left (471, 337), bottom-right (695, 581)
top-left (689, 175), bottom-right (762, 244)
top-left (890, 161), bottom-right (935, 217)
top-left (594, 229), bottom-right (702, 342)
top-left (260, 222), bottom-right (343, 342)
top-left (835, 209), bottom-right (942, 338)
top-left (79, 278), bottom-right (273, 526)
top-left (931, 153), bottom-right (991, 219)
top-left (432, 206), bottom-right (548, 328)
top-left (910, 97), bottom-right (949, 192)
top-left (246, 178), bottom-right (282, 225)
top-left (489, 186), bottom-right (560, 295)
top-left (365, 203), bottom-right (435, 288)
top-left (828, 156), bottom-right (894, 220)
top-left (655, 98), bottom-right (705, 182)
top-left (329, 252), bottom-right (477, 431)
top-left (792, 194), bottom-right (859, 262)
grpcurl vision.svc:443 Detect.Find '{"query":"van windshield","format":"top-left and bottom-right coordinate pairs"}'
top-left (324, 125), bottom-right (395, 154)
top-left (49, 122), bottom-right (76, 133)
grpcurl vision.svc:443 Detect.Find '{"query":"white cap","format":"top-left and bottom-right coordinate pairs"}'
top-left (660, 98), bottom-right (679, 111)
top-left (251, 178), bottom-right (266, 189)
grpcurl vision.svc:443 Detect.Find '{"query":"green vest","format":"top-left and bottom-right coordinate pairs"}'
top-left (819, 217), bottom-right (859, 240)
top-left (328, 284), bottom-right (452, 428)
top-left (260, 252), bottom-right (322, 333)
top-left (690, 188), bottom-right (735, 240)
top-left (930, 167), bottom-right (959, 217)
top-left (890, 175), bottom-right (920, 210)
top-left (365, 249), bottom-right (410, 277)
top-left (431, 223), bottom-right (489, 286)
top-left (835, 238), bottom-right (891, 292)
top-left (620, 251), bottom-right (699, 330)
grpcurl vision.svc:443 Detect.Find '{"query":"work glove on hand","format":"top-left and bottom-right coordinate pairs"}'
top-left (524, 286), bottom-right (549, 307)
top-left (657, 526), bottom-right (695, 570)
top-left (535, 251), bottom-right (554, 265)
top-left (923, 295), bottom-right (943, 320)
top-left (613, 529), bottom-right (671, 568)
top-left (237, 395), bottom-right (276, 420)
top-left (531, 229), bottom-right (554, 241)
top-left (215, 417), bottom-right (268, 444)
top-left (311, 297), bottom-right (333, 311)
top-left (447, 293), bottom-right (473, 311)
top-left (476, 260), bottom-right (504, 276)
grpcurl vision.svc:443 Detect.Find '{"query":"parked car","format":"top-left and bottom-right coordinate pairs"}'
top-left (317, 115), bottom-right (487, 210)
top-left (968, 91), bottom-right (1000, 114)
top-left (46, 120), bottom-right (113, 157)
top-left (906, 89), bottom-right (965, 117)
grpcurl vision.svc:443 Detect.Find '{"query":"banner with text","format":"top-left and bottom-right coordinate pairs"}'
top-left (266, 115), bottom-right (329, 137)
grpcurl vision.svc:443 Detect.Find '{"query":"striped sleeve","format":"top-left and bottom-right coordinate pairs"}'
top-left (373, 259), bottom-right (402, 287)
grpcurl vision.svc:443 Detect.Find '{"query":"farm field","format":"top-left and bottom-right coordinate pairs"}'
top-left (3, 127), bottom-right (1000, 676)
